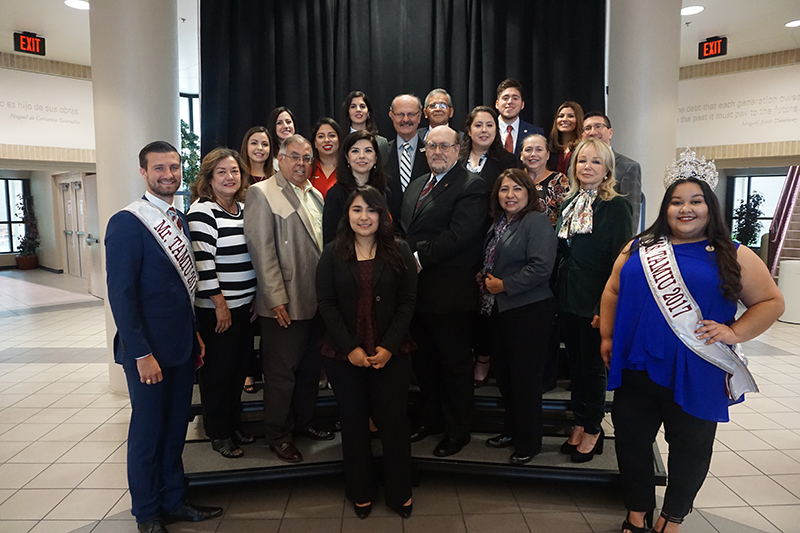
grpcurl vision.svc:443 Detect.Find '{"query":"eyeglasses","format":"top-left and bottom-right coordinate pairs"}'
top-left (583, 123), bottom-right (609, 133)
top-left (282, 153), bottom-right (312, 164)
top-left (391, 111), bottom-right (420, 120)
top-left (427, 102), bottom-right (450, 110)
top-left (424, 142), bottom-right (456, 152)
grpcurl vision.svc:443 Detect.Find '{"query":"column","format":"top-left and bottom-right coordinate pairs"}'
top-left (90, 0), bottom-right (180, 393)
top-left (607, 0), bottom-right (681, 227)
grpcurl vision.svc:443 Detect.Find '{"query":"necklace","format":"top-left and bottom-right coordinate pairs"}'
top-left (355, 240), bottom-right (376, 260)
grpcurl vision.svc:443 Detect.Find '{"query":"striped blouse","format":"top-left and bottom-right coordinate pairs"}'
top-left (187, 198), bottom-right (257, 310)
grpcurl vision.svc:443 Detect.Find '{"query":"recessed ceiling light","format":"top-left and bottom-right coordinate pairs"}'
top-left (786, 19), bottom-right (800, 28)
top-left (64, 0), bottom-right (90, 10)
top-left (681, 6), bottom-right (705, 16)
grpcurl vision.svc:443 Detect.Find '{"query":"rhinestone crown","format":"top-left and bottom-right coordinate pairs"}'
top-left (664, 148), bottom-right (718, 190)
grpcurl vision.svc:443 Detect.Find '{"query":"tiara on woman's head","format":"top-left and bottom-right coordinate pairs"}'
top-left (664, 148), bottom-right (718, 190)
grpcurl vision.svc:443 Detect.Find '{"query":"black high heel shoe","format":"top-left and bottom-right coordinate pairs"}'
top-left (652, 511), bottom-right (683, 532)
top-left (570, 429), bottom-right (604, 463)
top-left (559, 440), bottom-right (578, 455)
top-left (394, 502), bottom-right (413, 518)
top-left (353, 502), bottom-right (372, 519)
top-left (621, 509), bottom-right (653, 533)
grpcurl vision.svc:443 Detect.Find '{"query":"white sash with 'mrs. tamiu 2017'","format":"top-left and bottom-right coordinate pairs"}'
top-left (123, 199), bottom-right (198, 306)
top-left (640, 237), bottom-right (757, 401)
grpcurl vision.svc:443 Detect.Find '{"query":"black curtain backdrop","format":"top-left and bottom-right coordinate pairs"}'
top-left (200, 0), bottom-right (606, 156)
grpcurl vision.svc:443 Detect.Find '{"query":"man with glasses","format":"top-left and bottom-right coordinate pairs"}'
top-left (400, 126), bottom-right (487, 457)
top-left (244, 134), bottom-right (333, 464)
top-left (582, 112), bottom-right (642, 231)
top-left (387, 94), bottom-right (430, 222)
top-left (418, 88), bottom-right (462, 141)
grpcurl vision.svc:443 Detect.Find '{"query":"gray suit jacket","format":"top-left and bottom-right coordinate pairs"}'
top-left (243, 172), bottom-right (323, 320)
top-left (613, 149), bottom-right (642, 233)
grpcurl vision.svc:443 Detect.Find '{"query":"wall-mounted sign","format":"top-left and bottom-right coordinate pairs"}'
top-left (13, 32), bottom-right (46, 56)
top-left (698, 36), bottom-right (727, 60)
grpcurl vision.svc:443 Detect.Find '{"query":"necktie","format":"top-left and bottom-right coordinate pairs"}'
top-left (415, 175), bottom-right (437, 212)
top-left (400, 142), bottom-right (413, 192)
top-left (168, 207), bottom-right (183, 231)
top-left (504, 124), bottom-right (514, 153)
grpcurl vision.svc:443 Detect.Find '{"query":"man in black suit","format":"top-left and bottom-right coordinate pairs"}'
top-left (105, 141), bottom-right (222, 533)
top-left (386, 94), bottom-right (429, 222)
top-left (495, 78), bottom-right (545, 156)
top-left (400, 126), bottom-right (487, 457)
top-left (583, 111), bottom-right (643, 232)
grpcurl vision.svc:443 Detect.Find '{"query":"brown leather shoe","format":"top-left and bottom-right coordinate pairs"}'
top-left (269, 442), bottom-right (303, 463)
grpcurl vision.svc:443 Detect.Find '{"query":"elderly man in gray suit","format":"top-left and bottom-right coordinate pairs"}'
top-left (244, 134), bottom-right (334, 464)
top-left (583, 112), bottom-right (643, 232)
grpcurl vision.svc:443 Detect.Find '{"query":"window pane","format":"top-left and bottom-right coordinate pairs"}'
top-left (0, 182), bottom-right (7, 222)
top-left (192, 98), bottom-right (201, 137)
top-left (732, 177), bottom-right (748, 209)
top-left (180, 97), bottom-right (191, 128)
top-left (9, 180), bottom-right (24, 221)
top-left (749, 176), bottom-right (784, 219)
top-left (0, 224), bottom-right (10, 253)
top-left (11, 222), bottom-right (25, 253)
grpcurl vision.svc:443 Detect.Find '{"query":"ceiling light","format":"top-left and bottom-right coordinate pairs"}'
top-left (786, 20), bottom-right (800, 28)
top-left (681, 6), bottom-right (705, 16)
top-left (64, 0), bottom-right (90, 10)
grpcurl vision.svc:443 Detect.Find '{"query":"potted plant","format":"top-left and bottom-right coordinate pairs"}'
top-left (16, 194), bottom-right (40, 270)
top-left (732, 191), bottom-right (765, 252)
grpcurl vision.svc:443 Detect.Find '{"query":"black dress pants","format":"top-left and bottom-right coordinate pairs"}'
top-left (324, 354), bottom-right (413, 508)
top-left (490, 298), bottom-right (557, 456)
top-left (560, 312), bottom-right (607, 435)
top-left (410, 311), bottom-right (475, 439)
top-left (196, 305), bottom-right (253, 440)
top-left (612, 369), bottom-right (717, 518)
top-left (260, 315), bottom-right (323, 445)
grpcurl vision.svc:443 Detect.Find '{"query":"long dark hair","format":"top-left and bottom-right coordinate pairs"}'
top-left (547, 101), bottom-right (584, 153)
top-left (459, 106), bottom-right (505, 163)
top-left (634, 177), bottom-right (741, 300)
top-left (333, 186), bottom-right (407, 275)
top-left (311, 117), bottom-right (343, 162)
top-left (267, 106), bottom-right (296, 152)
top-left (336, 130), bottom-right (388, 194)
top-left (239, 126), bottom-right (275, 182)
top-left (490, 168), bottom-right (543, 220)
top-left (341, 91), bottom-right (380, 135)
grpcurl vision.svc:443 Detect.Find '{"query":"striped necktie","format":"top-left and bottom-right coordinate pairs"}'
top-left (415, 175), bottom-right (437, 212)
top-left (168, 207), bottom-right (183, 231)
top-left (400, 142), bottom-right (413, 192)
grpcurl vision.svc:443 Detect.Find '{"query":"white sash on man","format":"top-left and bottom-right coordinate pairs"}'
top-left (123, 199), bottom-right (198, 306)
top-left (640, 237), bottom-right (757, 401)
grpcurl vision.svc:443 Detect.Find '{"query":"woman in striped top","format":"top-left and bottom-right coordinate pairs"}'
top-left (188, 147), bottom-right (258, 458)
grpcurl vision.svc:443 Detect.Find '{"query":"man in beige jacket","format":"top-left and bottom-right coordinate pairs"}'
top-left (244, 134), bottom-right (333, 463)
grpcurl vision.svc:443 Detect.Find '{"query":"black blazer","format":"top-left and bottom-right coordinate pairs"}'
top-left (316, 241), bottom-right (417, 355)
top-left (514, 119), bottom-right (545, 155)
top-left (400, 163), bottom-right (487, 314)
top-left (386, 132), bottom-right (430, 222)
top-left (470, 151), bottom-right (522, 196)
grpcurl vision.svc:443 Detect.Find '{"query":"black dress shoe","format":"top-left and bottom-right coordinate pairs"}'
top-left (269, 442), bottom-right (304, 463)
top-left (570, 429), bottom-right (604, 464)
top-left (295, 427), bottom-right (335, 441)
top-left (559, 440), bottom-right (578, 455)
top-left (433, 434), bottom-right (470, 457)
top-left (233, 430), bottom-right (255, 445)
top-left (138, 518), bottom-right (169, 533)
top-left (393, 502), bottom-right (413, 518)
top-left (486, 434), bottom-right (514, 448)
top-left (410, 425), bottom-right (444, 443)
top-left (509, 452), bottom-right (534, 465)
top-left (162, 503), bottom-right (222, 524)
top-left (353, 502), bottom-right (372, 519)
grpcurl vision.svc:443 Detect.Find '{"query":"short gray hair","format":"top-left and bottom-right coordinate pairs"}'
top-left (424, 88), bottom-right (453, 108)
top-left (280, 134), bottom-right (311, 154)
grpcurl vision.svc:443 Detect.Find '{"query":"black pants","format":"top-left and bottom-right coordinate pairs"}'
top-left (560, 312), bottom-right (606, 434)
top-left (410, 311), bottom-right (475, 439)
top-left (490, 298), bottom-right (557, 456)
top-left (260, 315), bottom-right (323, 445)
top-left (196, 305), bottom-right (253, 440)
top-left (613, 369), bottom-right (717, 518)
top-left (324, 354), bottom-right (412, 508)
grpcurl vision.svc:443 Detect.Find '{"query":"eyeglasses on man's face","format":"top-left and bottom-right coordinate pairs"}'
top-left (391, 111), bottom-right (421, 120)
top-left (283, 153), bottom-right (313, 164)
top-left (583, 123), bottom-right (608, 133)
top-left (427, 102), bottom-right (450, 110)
top-left (424, 142), bottom-right (456, 152)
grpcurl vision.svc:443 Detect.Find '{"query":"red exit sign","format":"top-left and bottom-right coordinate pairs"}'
top-left (698, 36), bottom-right (727, 60)
top-left (14, 32), bottom-right (46, 56)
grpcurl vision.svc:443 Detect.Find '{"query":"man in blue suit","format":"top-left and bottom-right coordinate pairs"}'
top-left (105, 141), bottom-right (222, 533)
top-left (495, 78), bottom-right (545, 156)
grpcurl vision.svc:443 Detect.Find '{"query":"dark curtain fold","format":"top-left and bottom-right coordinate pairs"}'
top-left (201, 0), bottom-right (605, 156)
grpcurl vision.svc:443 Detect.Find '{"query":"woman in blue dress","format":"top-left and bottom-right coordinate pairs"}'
top-left (599, 150), bottom-right (784, 533)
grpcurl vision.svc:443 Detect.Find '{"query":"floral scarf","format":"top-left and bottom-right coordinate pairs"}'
top-left (479, 213), bottom-right (514, 315)
top-left (557, 188), bottom-right (598, 240)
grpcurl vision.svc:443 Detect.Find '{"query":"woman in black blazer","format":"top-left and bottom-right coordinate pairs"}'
top-left (316, 185), bottom-right (417, 519)
top-left (479, 168), bottom-right (558, 464)
top-left (459, 106), bottom-right (520, 194)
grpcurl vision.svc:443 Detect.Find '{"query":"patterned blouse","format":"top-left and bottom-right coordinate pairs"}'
top-left (535, 171), bottom-right (569, 226)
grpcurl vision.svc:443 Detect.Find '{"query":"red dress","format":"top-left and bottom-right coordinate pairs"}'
top-left (310, 163), bottom-right (337, 199)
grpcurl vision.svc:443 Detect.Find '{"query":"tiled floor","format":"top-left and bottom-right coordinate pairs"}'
top-left (1, 271), bottom-right (800, 532)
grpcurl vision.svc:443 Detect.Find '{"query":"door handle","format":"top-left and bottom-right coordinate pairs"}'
top-left (85, 234), bottom-right (100, 245)
top-left (76, 231), bottom-right (85, 236)
top-left (65, 230), bottom-right (74, 235)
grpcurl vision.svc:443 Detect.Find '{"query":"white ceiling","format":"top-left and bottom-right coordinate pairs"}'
top-left (0, 1), bottom-right (798, 94)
